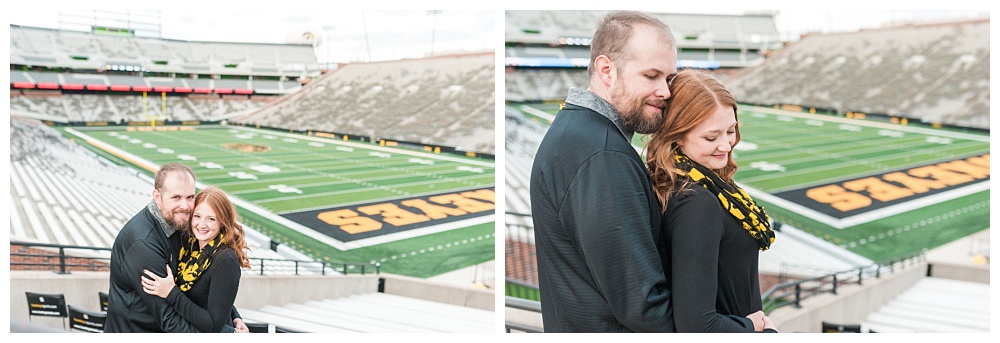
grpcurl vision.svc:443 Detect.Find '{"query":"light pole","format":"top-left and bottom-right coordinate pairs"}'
top-left (322, 25), bottom-right (336, 68)
top-left (428, 10), bottom-right (441, 57)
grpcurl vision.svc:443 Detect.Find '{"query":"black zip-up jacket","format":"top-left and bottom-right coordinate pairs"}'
top-left (105, 204), bottom-right (239, 332)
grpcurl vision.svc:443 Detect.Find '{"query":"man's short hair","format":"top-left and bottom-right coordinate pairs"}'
top-left (154, 162), bottom-right (195, 190)
top-left (588, 11), bottom-right (675, 77)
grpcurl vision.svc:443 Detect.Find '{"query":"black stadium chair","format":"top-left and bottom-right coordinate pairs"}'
top-left (68, 305), bottom-right (107, 333)
top-left (25, 292), bottom-right (68, 329)
top-left (245, 322), bottom-right (269, 333)
top-left (822, 321), bottom-right (862, 333)
top-left (98, 291), bottom-right (109, 312)
top-left (275, 325), bottom-right (303, 333)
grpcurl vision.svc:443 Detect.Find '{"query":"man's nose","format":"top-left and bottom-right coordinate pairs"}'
top-left (653, 80), bottom-right (671, 99)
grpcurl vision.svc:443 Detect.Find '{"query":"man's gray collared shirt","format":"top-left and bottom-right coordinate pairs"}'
top-left (564, 87), bottom-right (633, 140)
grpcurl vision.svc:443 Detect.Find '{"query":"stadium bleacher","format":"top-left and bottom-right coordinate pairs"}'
top-left (238, 292), bottom-right (493, 333)
top-left (726, 19), bottom-right (989, 130)
top-left (235, 51), bottom-right (496, 155)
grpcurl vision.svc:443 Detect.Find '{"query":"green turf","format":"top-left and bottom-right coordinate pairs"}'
top-left (510, 102), bottom-right (990, 262)
top-left (60, 124), bottom-right (496, 279)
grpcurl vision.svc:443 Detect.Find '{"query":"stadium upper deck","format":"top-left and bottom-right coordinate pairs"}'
top-left (10, 24), bottom-right (320, 96)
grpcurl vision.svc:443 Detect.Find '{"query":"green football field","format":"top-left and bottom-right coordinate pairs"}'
top-left (511, 102), bottom-right (990, 262)
top-left (61, 124), bottom-right (496, 278)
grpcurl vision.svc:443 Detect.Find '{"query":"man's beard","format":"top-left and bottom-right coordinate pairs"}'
top-left (611, 85), bottom-right (665, 134)
top-left (162, 209), bottom-right (190, 231)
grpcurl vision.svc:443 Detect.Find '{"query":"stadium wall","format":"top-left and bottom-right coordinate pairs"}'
top-left (742, 102), bottom-right (991, 134)
top-left (768, 262), bottom-right (926, 332)
top-left (243, 123), bottom-right (496, 160)
top-left (10, 271), bottom-right (494, 323)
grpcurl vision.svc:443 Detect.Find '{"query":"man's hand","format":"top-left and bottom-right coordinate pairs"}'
top-left (233, 317), bottom-right (249, 333)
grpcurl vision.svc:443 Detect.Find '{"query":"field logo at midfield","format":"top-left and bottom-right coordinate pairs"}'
top-left (774, 153), bottom-right (988, 223)
top-left (281, 187), bottom-right (495, 242)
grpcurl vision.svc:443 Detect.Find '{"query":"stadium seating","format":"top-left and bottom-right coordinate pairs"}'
top-left (67, 304), bottom-right (106, 333)
top-left (237, 292), bottom-right (494, 333)
top-left (10, 24), bottom-right (320, 84)
top-left (861, 277), bottom-right (989, 333)
top-left (726, 19), bottom-right (989, 130)
top-left (25, 292), bottom-right (68, 328)
top-left (234, 52), bottom-right (495, 155)
top-left (245, 321), bottom-right (270, 333)
top-left (821, 321), bottom-right (862, 333)
top-left (98, 292), bottom-right (108, 312)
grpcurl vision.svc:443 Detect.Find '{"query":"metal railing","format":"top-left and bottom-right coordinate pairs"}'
top-left (503, 251), bottom-right (928, 332)
top-left (505, 295), bottom-right (544, 333)
top-left (10, 241), bottom-right (378, 276)
top-left (760, 251), bottom-right (926, 312)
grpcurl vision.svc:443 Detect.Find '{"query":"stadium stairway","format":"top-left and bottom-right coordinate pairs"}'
top-left (859, 228), bottom-right (991, 333)
top-left (861, 277), bottom-right (989, 333)
top-left (237, 292), bottom-right (494, 333)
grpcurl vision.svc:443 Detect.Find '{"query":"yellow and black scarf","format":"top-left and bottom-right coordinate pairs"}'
top-left (675, 153), bottom-right (776, 251)
top-left (176, 233), bottom-right (226, 292)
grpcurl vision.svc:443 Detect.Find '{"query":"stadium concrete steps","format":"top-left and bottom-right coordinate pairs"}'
top-left (862, 277), bottom-right (989, 333)
top-left (758, 225), bottom-right (873, 277)
top-left (239, 292), bottom-right (493, 333)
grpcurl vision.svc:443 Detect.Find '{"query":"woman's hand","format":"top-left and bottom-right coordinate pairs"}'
top-left (141, 265), bottom-right (176, 299)
top-left (745, 310), bottom-right (766, 331)
top-left (763, 315), bottom-right (778, 332)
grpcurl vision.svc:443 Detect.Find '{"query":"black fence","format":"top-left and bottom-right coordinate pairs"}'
top-left (10, 241), bottom-right (378, 276)
top-left (760, 251), bottom-right (926, 312)
top-left (502, 251), bottom-right (928, 332)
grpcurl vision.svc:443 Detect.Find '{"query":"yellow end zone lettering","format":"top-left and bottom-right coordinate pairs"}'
top-left (312, 188), bottom-right (495, 236)
top-left (804, 154), bottom-right (989, 213)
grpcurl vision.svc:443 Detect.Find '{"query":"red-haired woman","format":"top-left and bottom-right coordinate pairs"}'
top-left (140, 187), bottom-right (252, 333)
top-left (645, 69), bottom-right (778, 332)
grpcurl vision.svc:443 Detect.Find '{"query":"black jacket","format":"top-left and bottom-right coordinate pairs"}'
top-left (105, 205), bottom-right (239, 332)
top-left (530, 102), bottom-right (674, 332)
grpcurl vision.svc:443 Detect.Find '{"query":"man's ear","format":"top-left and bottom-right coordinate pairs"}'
top-left (594, 55), bottom-right (616, 87)
top-left (152, 188), bottom-right (161, 204)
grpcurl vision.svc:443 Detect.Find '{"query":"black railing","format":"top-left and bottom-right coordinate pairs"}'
top-left (505, 295), bottom-right (543, 333)
top-left (503, 251), bottom-right (928, 331)
top-left (761, 251), bottom-right (926, 312)
top-left (10, 241), bottom-right (378, 276)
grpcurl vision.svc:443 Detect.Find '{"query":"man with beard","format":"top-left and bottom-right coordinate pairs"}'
top-left (529, 11), bottom-right (676, 332)
top-left (105, 163), bottom-right (247, 332)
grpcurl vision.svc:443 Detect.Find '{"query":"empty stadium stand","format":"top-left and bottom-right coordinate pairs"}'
top-left (238, 292), bottom-right (494, 333)
top-left (235, 52), bottom-right (496, 155)
top-left (10, 24), bottom-right (320, 87)
top-left (726, 19), bottom-right (989, 130)
top-left (860, 277), bottom-right (989, 333)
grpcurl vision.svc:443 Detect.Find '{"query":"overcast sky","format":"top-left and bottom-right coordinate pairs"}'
top-left (8, 9), bottom-right (496, 65)
top-left (7, 6), bottom-right (988, 64)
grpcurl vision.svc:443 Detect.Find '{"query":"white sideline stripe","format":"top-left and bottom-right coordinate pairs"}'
top-left (519, 104), bottom-right (555, 123)
top-left (741, 181), bottom-right (990, 229)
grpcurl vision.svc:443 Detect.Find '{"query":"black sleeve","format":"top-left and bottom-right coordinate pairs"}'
top-left (667, 188), bottom-right (755, 332)
top-left (562, 151), bottom-right (674, 332)
top-left (164, 250), bottom-right (242, 333)
top-left (123, 239), bottom-right (201, 332)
